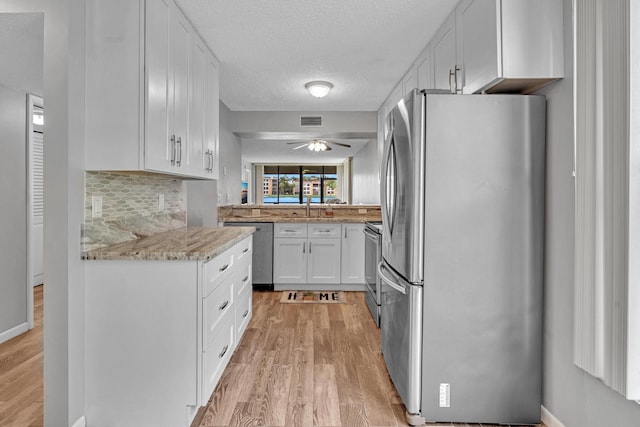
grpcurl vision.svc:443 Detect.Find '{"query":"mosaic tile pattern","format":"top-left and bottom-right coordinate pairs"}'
top-left (83, 171), bottom-right (187, 252)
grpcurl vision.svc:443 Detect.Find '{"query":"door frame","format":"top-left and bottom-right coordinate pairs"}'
top-left (27, 93), bottom-right (43, 329)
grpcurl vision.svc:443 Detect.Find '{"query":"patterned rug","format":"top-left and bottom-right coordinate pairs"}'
top-left (280, 291), bottom-right (346, 304)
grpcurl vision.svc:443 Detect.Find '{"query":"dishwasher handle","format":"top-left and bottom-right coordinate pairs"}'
top-left (377, 262), bottom-right (407, 295)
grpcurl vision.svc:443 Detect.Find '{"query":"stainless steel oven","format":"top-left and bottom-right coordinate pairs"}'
top-left (364, 222), bottom-right (382, 326)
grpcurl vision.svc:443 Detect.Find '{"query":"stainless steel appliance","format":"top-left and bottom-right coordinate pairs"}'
top-left (223, 222), bottom-right (274, 290)
top-left (379, 90), bottom-right (545, 425)
top-left (364, 221), bottom-right (382, 326)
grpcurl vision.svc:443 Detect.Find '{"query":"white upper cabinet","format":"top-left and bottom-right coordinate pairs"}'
top-left (402, 68), bottom-right (418, 97)
top-left (458, 0), bottom-right (564, 94)
top-left (85, 0), bottom-right (219, 179)
top-left (432, 11), bottom-right (459, 92)
top-left (189, 34), bottom-right (220, 179)
top-left (416, 44), bottom-right (434, 91)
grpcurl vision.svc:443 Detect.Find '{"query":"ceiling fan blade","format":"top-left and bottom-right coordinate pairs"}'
top-left (286, 141), bottom-right (307, 145)
top-left (292, 144), bottom-right (309, 150)
top-left (327, 141), bottom-right (351, 148)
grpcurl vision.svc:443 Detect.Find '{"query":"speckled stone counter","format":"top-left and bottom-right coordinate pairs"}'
top-left (82, 226), bottom-right (255, 261)
top-left (219, 204), bottom-right (381, 224)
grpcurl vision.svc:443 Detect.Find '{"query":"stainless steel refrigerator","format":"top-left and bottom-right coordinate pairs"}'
top-left (378, 90), bottom-right (545, 425)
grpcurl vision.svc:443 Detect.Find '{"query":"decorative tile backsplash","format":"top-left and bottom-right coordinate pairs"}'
top-left (82, 171), bottom-right (186, 252)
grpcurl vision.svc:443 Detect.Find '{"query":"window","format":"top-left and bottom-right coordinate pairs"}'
top-left (262, 165), bottom-right (339, 204)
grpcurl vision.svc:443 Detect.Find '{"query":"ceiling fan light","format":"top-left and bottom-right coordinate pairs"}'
top-left (305, 81), bottom-right (333, 98)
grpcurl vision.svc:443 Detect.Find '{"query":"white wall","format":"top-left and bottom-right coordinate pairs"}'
top-left (351, 139), bottom-right (380, 204)
top-left (0, 83), bottom-right (29, 342)
top-left (539, 1), bottom-right (640, 425)
top-left (218, 101), bottom-right (243, 206)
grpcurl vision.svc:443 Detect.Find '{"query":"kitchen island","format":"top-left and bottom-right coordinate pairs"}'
top-left (83, 226), bottom-right (254, 427)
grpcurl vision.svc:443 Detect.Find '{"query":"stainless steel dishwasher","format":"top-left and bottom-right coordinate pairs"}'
top-left (223, 222), bottom-right (274, 290)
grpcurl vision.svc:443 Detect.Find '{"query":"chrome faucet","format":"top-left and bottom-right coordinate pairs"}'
top-left (306, 197), bottom-right (311, 217)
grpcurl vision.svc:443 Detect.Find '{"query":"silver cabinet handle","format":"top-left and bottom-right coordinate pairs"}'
top-left (218, 344), bottom-right (228, 358)
top-left (242, 276), bottom-right (249, 282)
top-left (219, 263), bottom-right (229, 272)
top-left (284, 229), bottom-right (297, 233)
top-left (242, 309), bottom-right (249, 318)
top-left (219, 300), bottom-right (229, 311)
top-left (176, 136), bottom-right (182, 166)
top-left (242, 248), bottom-right (249, 253)
top-left (344, 228), bottom-right (347, 238)
top-left (309, 241), bottom-right (312, 253)
top-left (302, 241), bottom-right (305, 253)
top-left (170, 135), bottom-right (176, 165)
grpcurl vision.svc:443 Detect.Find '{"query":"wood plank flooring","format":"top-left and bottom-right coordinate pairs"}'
top-left (194, 291), bottom-right (545, 427)
top-left (0, 285), bottom-right (43, 427)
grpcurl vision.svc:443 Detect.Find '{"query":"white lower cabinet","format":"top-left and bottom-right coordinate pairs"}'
top-left (273, 222), bottom-right (365, 290)
top-left (85, 236), bottom-right (252, 427)
top-left (341, 223), bottom-right (365, 284)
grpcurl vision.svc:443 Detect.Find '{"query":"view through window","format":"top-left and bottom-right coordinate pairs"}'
top-left (263, 165), bottom-right (338, 204)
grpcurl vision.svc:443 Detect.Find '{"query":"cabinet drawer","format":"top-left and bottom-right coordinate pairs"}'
top-left (308, 223), bottom-right (341, 238)
top-left (236, 237), bottom-right (252, 264)
top-left (235, 289), bottom-right (252, 339)
top-left (203, 248), bottom-right (234, 297)
top-left (236, 258), bottom-right (252, 297)
top-left (203, 281), bottom-right (234, 350)
top-left (202, 315), bottom-right (234, 401)
top-left (274, 223), bottom-right (307, 238)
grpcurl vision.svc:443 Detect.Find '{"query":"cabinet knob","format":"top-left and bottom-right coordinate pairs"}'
top-left (242, 309), bottom-right (249, 318)
top-left (219, 263), bottom-right (229, 272)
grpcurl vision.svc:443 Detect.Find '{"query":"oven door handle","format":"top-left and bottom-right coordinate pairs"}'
top-left (364, 227), bottom-right (379, 240)
top-left (377, 262), bottom-right (406, 295)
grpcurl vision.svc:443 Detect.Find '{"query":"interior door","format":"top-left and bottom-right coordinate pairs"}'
top-left (29, 95), bottom-right (44, 287)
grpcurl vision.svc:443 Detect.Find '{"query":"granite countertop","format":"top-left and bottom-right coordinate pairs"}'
top-left (82, 226), bottom-right (255, 261)
top-left (220, 215), bottom-right (382, 223)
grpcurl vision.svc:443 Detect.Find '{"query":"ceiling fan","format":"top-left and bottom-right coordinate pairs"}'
top-left (287, 139), bottom-right (351, 152)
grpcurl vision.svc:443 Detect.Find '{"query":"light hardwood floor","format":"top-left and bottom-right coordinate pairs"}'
top-left (0, 285), bottom-right (43, 427)
top-left (193, 291), bottom-right (545, 427)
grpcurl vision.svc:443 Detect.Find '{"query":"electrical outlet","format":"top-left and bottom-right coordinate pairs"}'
top-left (358, 208), bottom-right (367, 214)
top-left (226, 193), bottom-right (231, 202)
top-left (439, 383), bottom-right (450, 408)
top-left (91, 196), bottom-right (102, 218)
top-left (218, 193), bottom-right (222, 203)
top-left (158, 194), bottom-right (165, 211)
top-left (252, 209), bottom-right (261, 217)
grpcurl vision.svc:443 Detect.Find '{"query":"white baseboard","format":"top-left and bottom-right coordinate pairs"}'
top-left (71, 415), bottom-right (86, 427)
top-left (542, 405), bottom-right (566, 427)
top-left (0, 322), bottom-right (29, 344)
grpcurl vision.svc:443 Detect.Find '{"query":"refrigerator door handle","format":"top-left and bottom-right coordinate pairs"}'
top-left (377, 262), bottom-right (406, 295)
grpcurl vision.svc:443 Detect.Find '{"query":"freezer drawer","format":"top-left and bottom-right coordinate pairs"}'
top-left (378, 261), bottom-right (423, 416)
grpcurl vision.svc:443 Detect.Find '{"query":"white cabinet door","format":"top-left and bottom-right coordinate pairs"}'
top-left (432, 11), bottom-right (457, 92)
top-left (273, 238), bottom-right (307, 283)
top-left (416, 45), bottom-right (433, 90)
top-left (307, 238), bottom-right (341, 284)
top-left (402, 68), bottom-right (417, 97)
top-left (459, 0), bottom-right (564, 94)
top-left (341, 224), bottom-right (365, 284)
top-left (145, 0), bottom-right (172, 173)
top-left (188, 35), bottom-right (207, 178)
top-left (203, 50), bottom-right (220, 178)
top-left (168, 5), bottom-right (191, 172)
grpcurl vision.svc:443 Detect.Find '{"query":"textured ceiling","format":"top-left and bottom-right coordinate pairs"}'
top-left (175, 0), bottom-right (457, 112)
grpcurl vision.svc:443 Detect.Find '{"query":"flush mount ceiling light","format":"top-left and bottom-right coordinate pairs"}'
top-left (305, 81), bottom-right (333, 98)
